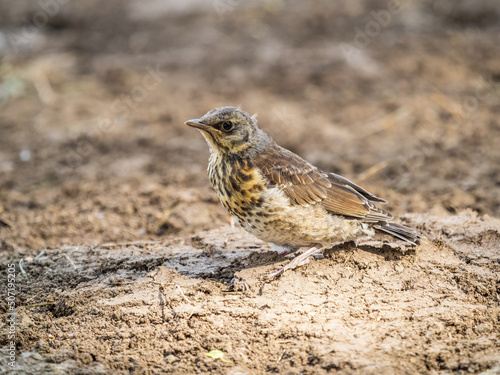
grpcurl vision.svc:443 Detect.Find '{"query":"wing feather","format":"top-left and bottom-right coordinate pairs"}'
top-left (254, 143), bottom-right (392, 222)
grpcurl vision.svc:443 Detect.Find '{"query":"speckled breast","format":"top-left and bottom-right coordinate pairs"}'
top-left (207, 153), bottom-right (310, 246)
top-left (207, 153), bottom-right (369, 248)
top-left (208, 153), bottom-right (268, 222)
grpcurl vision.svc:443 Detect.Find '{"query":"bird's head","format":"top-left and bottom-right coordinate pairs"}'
top-left (185, 107), bottom-right (267, 155)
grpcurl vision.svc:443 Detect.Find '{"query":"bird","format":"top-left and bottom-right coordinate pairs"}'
top-left (185, 106), bottom-right (424, 277)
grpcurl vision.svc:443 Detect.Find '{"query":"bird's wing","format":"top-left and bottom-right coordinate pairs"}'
top-left (255, 144), bottom-right (393, 222)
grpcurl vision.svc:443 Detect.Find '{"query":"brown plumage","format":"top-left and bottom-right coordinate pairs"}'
top-left (186, 106), bottom-right (423, 277)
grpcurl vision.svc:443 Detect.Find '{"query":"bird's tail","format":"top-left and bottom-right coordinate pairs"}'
top-left (374, 222), bottom-right (424, 246)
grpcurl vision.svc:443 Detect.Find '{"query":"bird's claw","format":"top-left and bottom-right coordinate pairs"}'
top-left (263, 266), bottom-right (285, 278)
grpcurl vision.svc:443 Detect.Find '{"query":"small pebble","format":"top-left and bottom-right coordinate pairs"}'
top-left (20, 149), bottom-right (31, 162)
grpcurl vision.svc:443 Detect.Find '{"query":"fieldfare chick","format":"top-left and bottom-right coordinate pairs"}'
top-left (186, 107), bottom-right (423, 277)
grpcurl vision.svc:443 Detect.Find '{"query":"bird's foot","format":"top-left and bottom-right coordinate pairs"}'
top-left (264, 266), bottom-right (286, 278)
top-left (264, 245), bottom-right (323, 278)
top-left (269, 244), bottom-right (296, 256)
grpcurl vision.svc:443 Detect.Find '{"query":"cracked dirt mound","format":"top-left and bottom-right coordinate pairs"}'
top-left (1, 212), bottom-right (499, 374)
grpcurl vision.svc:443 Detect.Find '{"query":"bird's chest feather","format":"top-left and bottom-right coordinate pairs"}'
top-left (207, 153), bottom-right (266, 221)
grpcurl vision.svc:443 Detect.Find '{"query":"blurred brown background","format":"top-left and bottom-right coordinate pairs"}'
top-left (0, 0), bottom-right (499, 250)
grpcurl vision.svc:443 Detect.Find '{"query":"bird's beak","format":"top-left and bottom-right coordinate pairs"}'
top-left (185, 119), bottom-right (212, 131)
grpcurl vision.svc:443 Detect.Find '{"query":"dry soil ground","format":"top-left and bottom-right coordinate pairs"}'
top-left (0, 0), bottom-right (499, 374)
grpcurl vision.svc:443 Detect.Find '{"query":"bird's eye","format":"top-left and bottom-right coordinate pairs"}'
top-left (222, 121), bottom-right (234, 131)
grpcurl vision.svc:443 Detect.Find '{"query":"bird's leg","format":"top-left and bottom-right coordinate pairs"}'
top-left (269, 244), bottom-right (298, 256)
top-left (278, 249), bottom-right (293, 256)
top-left (265, 245), bottom-right (323, 278)
top-left (278, 247), bottom-right (300, 256)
